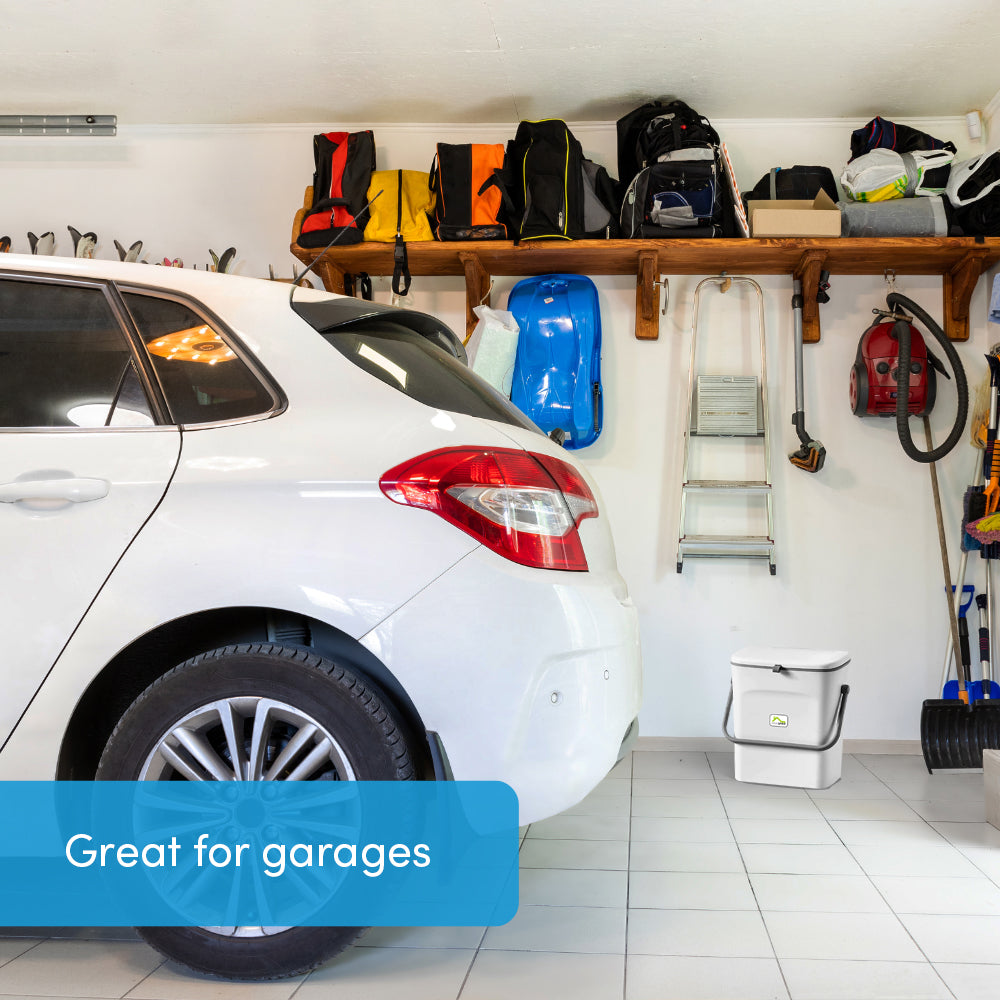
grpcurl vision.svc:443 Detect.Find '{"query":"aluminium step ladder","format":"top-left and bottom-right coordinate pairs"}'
top-left (676, 275), bottom-right (775, 575)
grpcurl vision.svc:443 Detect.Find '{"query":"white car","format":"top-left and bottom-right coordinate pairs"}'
top-left (0, 253), bottom-right (642, 979)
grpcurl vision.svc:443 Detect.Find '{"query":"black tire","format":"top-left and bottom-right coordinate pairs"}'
top-left (96, 643), bottom-right (418, 980)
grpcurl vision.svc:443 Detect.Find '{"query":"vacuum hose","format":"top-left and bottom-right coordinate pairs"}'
top-left (887, 291), bottom-right (968, 463)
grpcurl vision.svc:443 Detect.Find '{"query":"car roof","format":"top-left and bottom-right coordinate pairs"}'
top-left (0, 253), bottom-right (466, 361)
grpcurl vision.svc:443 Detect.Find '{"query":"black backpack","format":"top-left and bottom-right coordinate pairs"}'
top-left (616, 100), bottom-right (736, 239)
top-left (298, 130), bottom-right (376, 248)
top-left (487, 120), bottom-right (619, 242)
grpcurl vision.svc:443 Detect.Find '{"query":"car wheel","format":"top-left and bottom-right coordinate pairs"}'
top-left (96, 643), bottom-right (417, 980)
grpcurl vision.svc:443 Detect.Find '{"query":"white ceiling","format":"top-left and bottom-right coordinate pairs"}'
top-left (4, 0), bottom-right (999, 125)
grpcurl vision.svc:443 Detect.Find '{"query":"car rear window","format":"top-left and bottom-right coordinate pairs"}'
top-left (322, 319), bottom-right (540, 432)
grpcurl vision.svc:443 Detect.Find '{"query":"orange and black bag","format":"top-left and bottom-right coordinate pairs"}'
top-left (430, 143), bottom-right (507, 240)
top-left (299, 130), bottom-right (375, 248)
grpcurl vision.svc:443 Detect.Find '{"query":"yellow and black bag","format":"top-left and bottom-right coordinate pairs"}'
top-left (364, 169), bottom-right (435, 295)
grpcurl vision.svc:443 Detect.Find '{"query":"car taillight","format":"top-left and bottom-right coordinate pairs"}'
top-left (379, 447), bottom-right (598, 571)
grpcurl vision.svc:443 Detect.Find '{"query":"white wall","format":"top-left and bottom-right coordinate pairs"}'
top-left (0, 116), bottom-right (991, 741)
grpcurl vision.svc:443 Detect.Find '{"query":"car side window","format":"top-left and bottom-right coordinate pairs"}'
top-left (122, 292), bottom-right (275, 425)
top-left (0, 278), bottom-right (148, 429)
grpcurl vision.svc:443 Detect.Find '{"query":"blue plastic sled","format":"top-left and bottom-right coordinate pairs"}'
top-left (508, 274), bottom-right (603, 450)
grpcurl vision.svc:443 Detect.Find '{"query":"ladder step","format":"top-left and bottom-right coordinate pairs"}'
top-left (679, 535), bottom-right (774, 557)
top-left (684, 479), bottom-right (771, 493)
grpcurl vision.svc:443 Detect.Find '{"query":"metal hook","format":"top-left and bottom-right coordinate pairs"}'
top-left (480, 278), bottom-right (494, 305)
top-left (719, 271), bottom-right (732, 294)
top-left (654, 276), bottom-right (670, 315)
top-left (884, 268), bottom-right (896, 292)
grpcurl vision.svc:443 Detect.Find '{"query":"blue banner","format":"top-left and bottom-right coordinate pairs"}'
top-left (0, 781), bottom-right (518, 927)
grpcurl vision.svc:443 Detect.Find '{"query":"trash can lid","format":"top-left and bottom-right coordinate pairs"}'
top-left (731, 646), bottom-right (851, 671)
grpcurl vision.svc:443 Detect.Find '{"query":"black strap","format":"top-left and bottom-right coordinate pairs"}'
top-left (479, 171), bottom-right (515, 213)
top-left (310, 196), bottom-right (351, 212)
top-left (392, 235), bottom-right (410, 296)
top-left (358, 272), bottom-right (373, 301)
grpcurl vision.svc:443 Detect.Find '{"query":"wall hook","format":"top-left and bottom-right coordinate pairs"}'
top-left (654, 276), bottom-right (670, 315)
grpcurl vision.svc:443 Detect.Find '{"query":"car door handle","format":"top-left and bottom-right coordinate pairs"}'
top-left (0, 478), bottom-right (110, 503)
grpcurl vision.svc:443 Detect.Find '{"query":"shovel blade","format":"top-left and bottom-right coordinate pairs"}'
top-left (921, 698), bottom-right (1000, 771)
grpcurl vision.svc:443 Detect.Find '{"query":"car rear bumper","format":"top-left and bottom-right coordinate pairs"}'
top-left (360, 547), bottom-right (643, 825)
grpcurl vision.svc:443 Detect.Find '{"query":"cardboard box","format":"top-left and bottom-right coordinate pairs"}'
top-left (746, 189), bottom-right (841, 238)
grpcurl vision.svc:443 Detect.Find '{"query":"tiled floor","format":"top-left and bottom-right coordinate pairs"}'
top-left (1, 751), bottom-right (998, 999)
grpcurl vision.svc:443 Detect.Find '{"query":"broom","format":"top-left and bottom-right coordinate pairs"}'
top-left (966, 352), bottom-right (1000, 546)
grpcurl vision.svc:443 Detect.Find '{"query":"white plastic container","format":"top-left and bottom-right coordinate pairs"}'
top-left (726, 646), bottom-right (851, 789)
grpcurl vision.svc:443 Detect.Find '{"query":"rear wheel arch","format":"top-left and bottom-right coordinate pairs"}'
top-left (57, 606), bottom-right (432, 780)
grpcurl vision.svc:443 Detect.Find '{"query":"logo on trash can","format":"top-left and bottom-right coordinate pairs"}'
top-left (769, 714), bottom-right (788, 728)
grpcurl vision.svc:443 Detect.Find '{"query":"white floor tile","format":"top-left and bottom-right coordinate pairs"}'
top-left (358, 926), bottom-right (486, 949)
top-left (853, 754), bottom-right (940, 781)
top-left (872, 875), bottom-right (1000, 915)
top-left (740, 844), bottom-right (863, 875)
top-left (934, 962), bottom-right (1000, 1000)
top-left (0, 940), bottom-right (163, 998)
top-left (630, 795), bottom-right (726, 818)
top-left (847, 843), bottom-right (983, 878)
top-left (750, 874), bottom-right (890, 913)
top-left (629, 871), bottom-right (757, 910)
top-left (627, 908), bottom-right (773, 957)
top-left (723, 797), bottom-right (823, 820)
top-left (626, 954), bottom-right (788, 1000)
top-left (813, 798), bottom-right (921, 821)
top-left (592, 776), bottom-right (632, 797)
top-left (128, 960), bottom-right (305, 999)
top-left (559, 791), bottom-right (632, 817)
top-left (763, 911), bottom-right (924, 961)
top-left (607, 755), bottom-right (633, 779)
top-left (730, 818), bottom-right (839, 845)
top-left (806, 781), bottom-right (898, 800)
top-left (929, 821), bottom-right (1000, 851)
top-left (630, 817), bottom-right (734, 843)
top-left (632, 778), bottom-right (721, 798)
top-left (837, 756), bottom-right (883, 780)
top-left (906, 799), bottom-right (987, 822)
top-left (631, 751), bottom-right (713, 780)
top-left (707, 751), bottom-right (737, 780)
top-left (517, 837), bottom-right (628, 870)
top-left (480, 904), bottom-right (625, 954)
top-left (883, 775), bottom-right (985, 801)
top-left (525, 814), bottom-right (630, 841)
top-left (899, 913), bottom-right (1000, 963)
top-left (0, 939), bottom-right (40, 968)
top-left (717, 779), bottom-right (813, 800)
top-left (778, 959), bottom-right (951, 1000)
top-left (519, 867), bottom-right (627, 908)
top-left (295, 947), bottom-right (471, 1000)
top-left (461, 950), bottom-right (624, 1000)
top-left (628, 840), bottom-right (746, 873)
top-left (830, 820), bottom-right (947, 847)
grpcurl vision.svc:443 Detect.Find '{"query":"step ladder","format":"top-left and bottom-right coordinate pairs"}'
top-left (676, 275), bottom-right (775, 575)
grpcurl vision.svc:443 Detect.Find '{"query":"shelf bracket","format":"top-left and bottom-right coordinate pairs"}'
top-left (635, 250), bottom-right (660, 340)
top-left (459, 251), bottom-right (490, 342)
top-left (793, 250), bottom-right (828, 344)
top-left (943, 250), bottom-right (988, 342)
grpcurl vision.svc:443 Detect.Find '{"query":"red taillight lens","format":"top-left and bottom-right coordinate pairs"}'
top-left (380, 447), bottom-right (598, 571)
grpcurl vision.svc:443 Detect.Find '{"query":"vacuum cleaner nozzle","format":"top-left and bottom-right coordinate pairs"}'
top-left (789, 441), bottom-right (826, 473)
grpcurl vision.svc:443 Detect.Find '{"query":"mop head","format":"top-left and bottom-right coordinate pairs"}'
top-left (789, 440), bottom-right (826, 473)
top-left (966, 510), bottom-right (1000, 546)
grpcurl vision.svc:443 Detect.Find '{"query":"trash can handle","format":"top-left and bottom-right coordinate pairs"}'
top-left (722, 683), bottom-right (850, 752)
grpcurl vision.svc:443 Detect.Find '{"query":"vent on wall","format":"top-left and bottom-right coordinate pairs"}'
top-left (0, 115), bottom-right (116, 137)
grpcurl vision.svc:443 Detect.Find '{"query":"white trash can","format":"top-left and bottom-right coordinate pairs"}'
top-left (724, 646), bottom-right (851, 789)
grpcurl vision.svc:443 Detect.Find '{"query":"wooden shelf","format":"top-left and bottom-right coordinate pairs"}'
top-left (290, 196), bottom-right (1000, 343)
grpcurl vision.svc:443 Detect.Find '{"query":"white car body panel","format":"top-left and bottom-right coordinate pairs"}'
top-left (0, 431), bottom-right (180, 746)
top-left (0, 254), bottom-right (643, 825)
